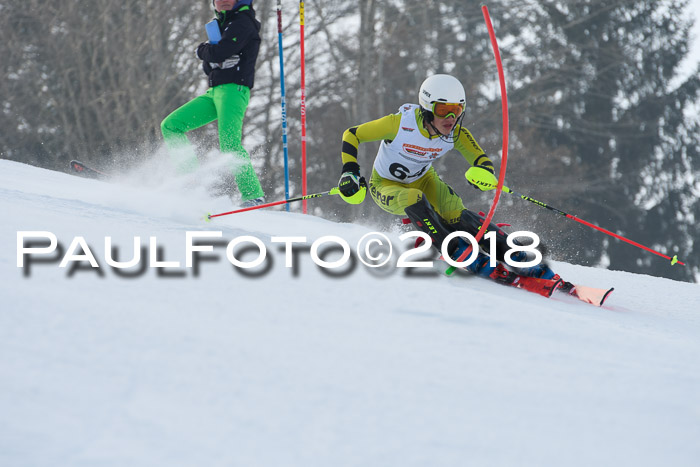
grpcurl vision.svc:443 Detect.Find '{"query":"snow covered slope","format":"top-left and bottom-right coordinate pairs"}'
top-left (1, 159), bottom-right (699, 466)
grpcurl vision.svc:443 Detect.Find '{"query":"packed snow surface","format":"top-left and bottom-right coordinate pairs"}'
top-left (1, 160), bottom-right (699, 466)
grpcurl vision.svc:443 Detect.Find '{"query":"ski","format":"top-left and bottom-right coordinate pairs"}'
top-left (556, 281), bottom-right (614, 307)
top-left (69, 160), bottom-right (109, 180)
top-left (444, 253), bottom-right (612, 304)
top-left (447, 259), bottom-right (563, 298)
top-left (405, 227), bottom-right (563, 300)
top-left (485, 262), bottom-right (563, 298)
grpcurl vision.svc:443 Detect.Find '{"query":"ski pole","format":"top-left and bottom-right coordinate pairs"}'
top-left (206, 188), bottom-right (340, 220)
top-left (502, 186), bottom-right (685, 266)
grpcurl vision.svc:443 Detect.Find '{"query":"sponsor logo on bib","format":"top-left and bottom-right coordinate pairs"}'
top-left (402, 144), bottom-right (441, 158)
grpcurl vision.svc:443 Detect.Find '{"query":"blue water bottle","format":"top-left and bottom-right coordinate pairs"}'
top-left (205, 20), bottom-right (221, 44)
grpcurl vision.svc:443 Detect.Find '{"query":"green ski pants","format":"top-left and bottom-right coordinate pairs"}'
top-left (160, 83), bottom-right (264, 200)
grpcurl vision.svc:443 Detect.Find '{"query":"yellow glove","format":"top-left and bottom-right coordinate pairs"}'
top-left (465, 166), bottom-right (498, 191)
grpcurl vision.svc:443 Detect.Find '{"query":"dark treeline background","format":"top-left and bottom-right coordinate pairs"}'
top-left (2, 0), bottom-right (699, 282)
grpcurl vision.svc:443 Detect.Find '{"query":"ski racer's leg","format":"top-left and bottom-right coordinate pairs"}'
top-left (455, 209), bottom-right (511, 261)
top-left (457, 209), bottom-right (556, 278)
top-left (367, 169), bottom-right (461, 258)
top-left (368, 168), bottom-right (465, 218)
top-left (410, 168), bottom-right (518, 260)
top-left (410, 169), bottom-right (506, 275)
top-left (161, 91), bottom-right (218, 174)
top-left (413, 168), bottom-right (466, 225)
top-left (213, 83), bottom-right (264, 201)
top-left (369, 169), bottom-right (522, 276)
top-left (368, 169), bottom-right (423, 215)
top-left (370, 168), bottom-right (466, 256)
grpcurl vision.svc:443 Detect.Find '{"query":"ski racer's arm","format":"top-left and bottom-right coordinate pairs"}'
top-left (453, 126), bottom-right (494, 174)
top-left (454, 125), bottom-right (499, 190)
top-left (338, 113), bottom-right (401, 203)
top-left (341, 113), bottom-right (402, 170)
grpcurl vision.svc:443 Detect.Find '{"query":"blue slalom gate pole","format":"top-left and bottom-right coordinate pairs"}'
top-left (277, 0), bottom-right (291, 210)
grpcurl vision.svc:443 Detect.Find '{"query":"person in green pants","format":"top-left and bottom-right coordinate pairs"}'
top-left (161, 0), bottom-right (264, 206)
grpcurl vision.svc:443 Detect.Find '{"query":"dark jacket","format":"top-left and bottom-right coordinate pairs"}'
top-left (196, 5), bottom-right (261, 89)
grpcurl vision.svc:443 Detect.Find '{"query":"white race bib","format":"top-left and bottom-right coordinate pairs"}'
top-left (373, 104), bottom-right (454, 183)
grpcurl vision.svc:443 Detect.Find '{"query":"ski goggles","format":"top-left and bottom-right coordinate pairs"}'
top-left (432, 102), bottom-right (464, 119)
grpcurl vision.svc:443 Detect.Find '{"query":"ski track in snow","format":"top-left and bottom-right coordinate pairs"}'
top-left (1, 160), bottom-right (699, 467)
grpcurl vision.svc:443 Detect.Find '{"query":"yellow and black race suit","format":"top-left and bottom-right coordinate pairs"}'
top-left (341, 106), bottom-right (494, 224)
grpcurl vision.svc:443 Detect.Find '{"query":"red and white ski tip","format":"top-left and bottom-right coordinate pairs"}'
top-left (570, 285), bottom-right (615, 307)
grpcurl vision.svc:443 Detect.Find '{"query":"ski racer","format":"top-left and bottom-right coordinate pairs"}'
top-left (336, 74), bottom-right (558, 284)
top-left (161, 0), bottom-right (265, 207)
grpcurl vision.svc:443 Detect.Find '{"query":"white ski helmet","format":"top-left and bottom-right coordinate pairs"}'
top-left (418, 74), bottom-right (466, 112)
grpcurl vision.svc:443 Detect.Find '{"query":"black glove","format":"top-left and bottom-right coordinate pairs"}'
top-left (338, 162), bottom-right (367, 204)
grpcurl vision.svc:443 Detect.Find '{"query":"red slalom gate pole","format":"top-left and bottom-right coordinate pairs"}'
top-left (448, 4), bottom-right (509, 274)
top-left (502, 186), bottom-right (686, 266)
top-left (207, 188), bottom-right (340, 220)
top-left (299, 1), bottom-right (308, 213)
